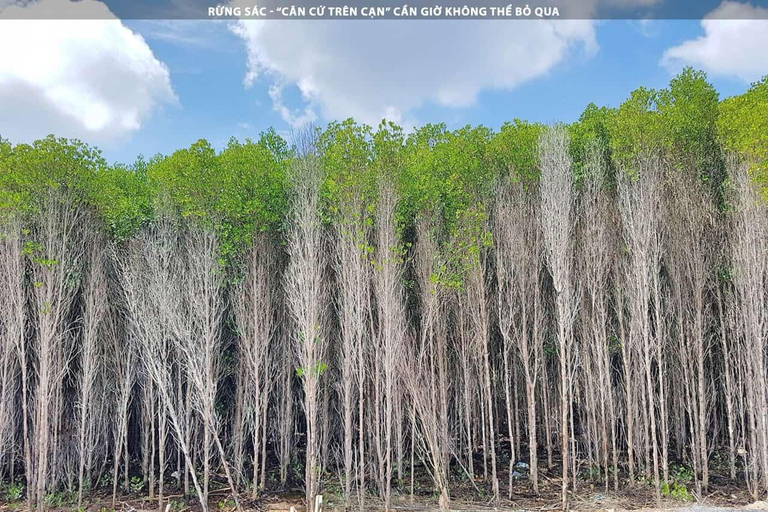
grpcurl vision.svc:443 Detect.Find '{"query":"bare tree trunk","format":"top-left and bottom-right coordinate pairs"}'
top-left (27, 190), bottom-right (85, 511)
top-left (232, 361), bottom-right (246, 487)
top-left (277, 316), bottom-right (294, 486)
top-left (0, 218), bottom-right (30, 508)
top-left (119, 214), bottom-right (209, 512)
top-left (539, 125), bottom-right (577, 510)
top-left (233, 233), bottom-right (276, 499)
top-left (109, 287), bottom-right (135, 508)
top-left (78, 234), bottom-right (109, 506)
top-left (730, 160), bottom-right (768, 494)
top-left (334, 192), bottom-right (370, 505)
top-left (171, 224), bottom-right (241, 511)
top-left (716, 283), bottom-right (737, 480)
top-left (158, 392), bottom-right (167, 512)
top-left (666, 167), bottom-right (716, 494)
top-left (576, 142), bottom-right (617, 493)
top-left (372, 176), bottom-right (407, 511)
top-left (411, 216), bottom-right (451, 512)
top-left (284, 142), bottom-right (329, 509)
top-left (615, 275), bottom-right (634, 484)
top-left (618, 155), bottom-right (663, 504)
top-left (541, 352), bottom-right (553, 470)
top-left (260, 395), bottom-right (269, 490)
top-left (495, 181), bottom-right (543, 495)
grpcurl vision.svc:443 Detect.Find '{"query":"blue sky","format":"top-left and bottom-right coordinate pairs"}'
top-left (1, 0), bottom-right (767, 165)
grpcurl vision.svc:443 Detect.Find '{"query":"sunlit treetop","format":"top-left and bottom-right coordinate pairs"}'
top-left (0, 136), bottom-right (106, 213)
top-left (0, 68), bottom-right (764, 255)
top-left (718, 75), bottom-right (768, 192)
top-left (487, 118), bottom-right (544, 184)
top-left (318, 118), bottom-right (375, 220)
top-left (569, 104), bottom-right (613, 184)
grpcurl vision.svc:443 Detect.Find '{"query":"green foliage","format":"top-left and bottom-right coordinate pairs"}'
top-left (129, 476), bottom-right (144, 493)
top-left (372, 120), bottom-right (408, 237)
top-left (91, 158), bottom-right (153, 242)
top-left (0, 67), bottom-right (762, 262)
top-left (718, 75), bottom-right (768, 191)
top-left (660, 463), bottom-right (694, 501)
top-left (148, 139), bottom-right (220, 217)
top-left (372, 121), bottom-right (406, 178)
top-left (43, 489), bottom-right (77, 508)
top-left (217, 130), bottom-right (289, 235)
top-left (216, 498), bottom-right (235, 509)
top-left (0, 135), bottom-right (105, 214)
top-left (669, 462), bottom-right (694, 484)
top-left (398, 123), bottom-right (449, 224)
top-left (296, 361), bottom-right (328, 378)
top-left (3, 481), bottom-right (23, 501)
top-left (147, 133), bottom-right (288, 260)
top-left (608, 334), bottom-right (622, 354)
top-left (487, 118), bottom-right (542, 184)
top-left (437, 202), bottom-right (491, 291)
top-left (318, 118), bottom-right (374, 217)
top-left (170, 498), bottom-right (186, 510)
top-left (661, 481), bottom-right (693, 501)
top-left (608, 68), bottom-right (723, 190)
top-left (608, 86), bottom-right (663, 172)
top-left (656, 67), bottom-right (721, 175)
top-left (400, 124), bottom-right (493, 231)
top-left (570, 103), bottom-right (614, 182)
top-left (99, 472), bottom-right (113, 489)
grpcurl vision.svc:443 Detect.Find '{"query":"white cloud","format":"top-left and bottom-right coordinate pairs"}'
top-left (268, 82), bottom-right (318, 127)
top-left (132, 20), bottom-right (233, 50)
top-left (636, 18), bottom-right (659, 38)
top-left (230, 19), bottom-right (597, 127)
top-left (661, 1), bottom-right (768, 82)
top-left (0, 0), bottom-right (176, 144)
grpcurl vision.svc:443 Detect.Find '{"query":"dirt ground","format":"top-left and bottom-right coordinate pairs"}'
top-left (3, 494), bottom-right (768, 512)
top-left (11, 484), bottom-right (760, 512)
top-left (2, 463), bottom-right (766, 512)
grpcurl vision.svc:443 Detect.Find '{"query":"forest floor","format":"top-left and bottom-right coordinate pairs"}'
top-left (2, 460), bottom-right (766, 512)
top-left (1, 489), bottom-right (767, 512)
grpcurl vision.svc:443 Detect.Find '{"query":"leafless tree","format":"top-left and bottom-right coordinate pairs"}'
top-left (119, 212), bottom-right (208, 511)
top-left (284, 141), bottom-right (329, 508)
top-left (729, 159), bottom-right (768, 494)
top-left (0, 217), bottom-right (24, 485)
top-left (539, 125), bottom-right (578, 510)
top-left (274, 305), bottom-right (295, 486)
top-left (576, 143), bottom-right (619, 491)
top-left (666, 168), bottom-right (716, 493)
top-left (77, 226), bottom-right (109, 506)
top-left (456, 205), bottom-right (499, 502)
top-left (232, 355), bottom-right (247, 487)
top-left (107, 292), bottom-right (135, 508)
top-left (496, 179), bottom-right (545, 494)
top-left (411, 215), bottom-right (451, 512)
top-left (618, 155), bottom-right (663, 503)
top-left (371, 175), bottom-right (408, 510)
top-left (334, 192), bottom-right (370, 504)
top-left (233, 233), bottom-right (276, 498)
top-left (714, 220), bottom-right (738, 481)
top-left (26, 190), bottom-right (85, 511)
top-left (454, 290), bottom-right (478, 481)
top-left (172, 223), bottom-right (241, 509)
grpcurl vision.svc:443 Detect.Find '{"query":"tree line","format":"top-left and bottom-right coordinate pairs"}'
top-left (1, 68), bottom-right (767, 512)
